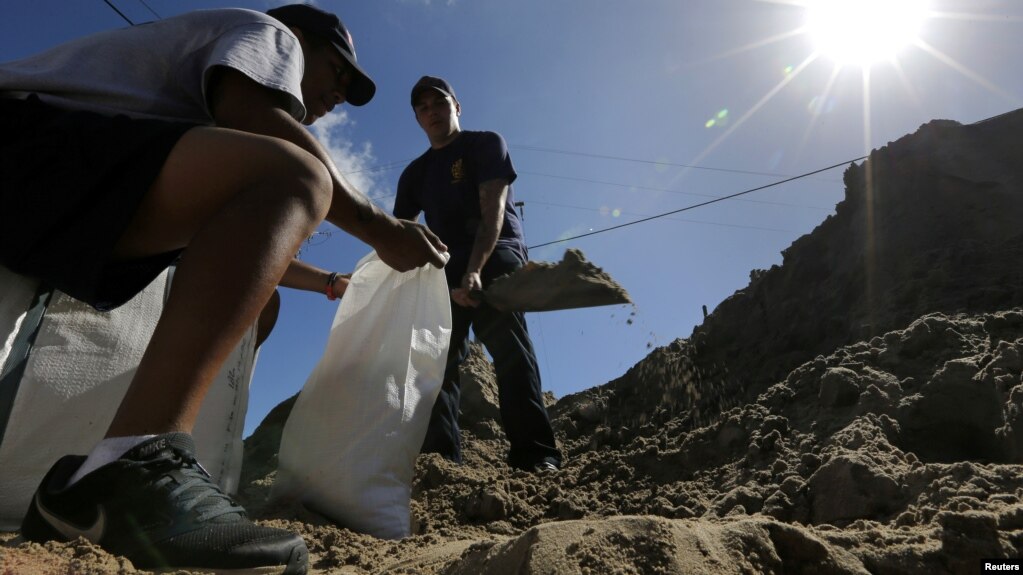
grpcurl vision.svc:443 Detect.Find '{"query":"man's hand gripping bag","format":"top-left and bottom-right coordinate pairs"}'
top-left (273, 252), bottom-right (451, 539)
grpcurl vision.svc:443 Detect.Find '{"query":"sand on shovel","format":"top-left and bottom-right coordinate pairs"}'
top-left (479, 248), bottom-right (631, 312)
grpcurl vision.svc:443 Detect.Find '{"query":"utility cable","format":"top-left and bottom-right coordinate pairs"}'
top-left (518, 169), bottom-right (833, 211)
top-left (526, 200), bottom-right (797, 234)
top-left (343, 158), bottom-right (415, 175)
top-left (102, 0), bottom-right (135, 25)
top-left (512, 144), bottom-right (799, 179)
top-left (135, 0), bottom-right (161, 20)
top-left (528, 155), bottom-right (866, 250)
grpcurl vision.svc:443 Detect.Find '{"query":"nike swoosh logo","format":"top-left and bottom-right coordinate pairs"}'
top-left (34, 492), bottom-right (105, 543)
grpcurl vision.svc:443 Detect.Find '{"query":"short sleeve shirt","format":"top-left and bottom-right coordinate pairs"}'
top-left (0, 8), bottom-right (307, 123)
top-left (394, 131), bottom-right (527, 277)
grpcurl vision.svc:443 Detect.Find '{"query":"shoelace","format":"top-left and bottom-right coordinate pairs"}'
top-left (145, 449), bottom-right (246, 523)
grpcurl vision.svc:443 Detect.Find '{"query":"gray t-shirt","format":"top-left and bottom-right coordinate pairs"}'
top-left (0, 8), bottom-right (307, 123)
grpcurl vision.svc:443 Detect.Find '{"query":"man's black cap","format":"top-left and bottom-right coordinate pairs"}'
top-left (411, 76), bottom-right (457, 107)
top-left (267, 3), bottom-right (376, 106)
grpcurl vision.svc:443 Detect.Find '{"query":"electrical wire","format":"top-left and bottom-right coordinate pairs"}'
top-left (344, 147), bottom-right (844, 214)
top-left (528, 155), bottom-right (866, 250)
top-left (512, 144), bottom-right (802, 179)
top-left (102, 0), bottom-right (134, 25)
top-left (135, 0), bottom-right (161, 20)
top-left (343, 158), bottom-right (415, 175)
top-left (518, 169), bottom-right (833, 211)
top-left (526, 200), bottom-right (798, 234)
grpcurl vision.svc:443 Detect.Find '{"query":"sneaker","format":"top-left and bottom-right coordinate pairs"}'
top-left (21, 433), bottom-right (307, 574)
top-left (532, 457), bottom-right (560, 474)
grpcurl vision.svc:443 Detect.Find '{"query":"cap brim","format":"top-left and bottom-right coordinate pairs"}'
top-left (332, 42), bottom-right (376, 107)
top-left (411, 85), bottom-right (454, 107)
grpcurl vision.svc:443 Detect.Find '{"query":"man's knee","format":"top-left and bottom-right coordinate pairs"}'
top-left (126, 128), bottom-right (334, 251)
top-left (182, 126), bottom-right (332, 218)
top-left (269, 141), bottom-right (332, 223)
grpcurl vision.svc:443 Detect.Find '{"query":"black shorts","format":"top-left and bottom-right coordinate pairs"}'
top-left (0, 95), bottom-right (196, 311)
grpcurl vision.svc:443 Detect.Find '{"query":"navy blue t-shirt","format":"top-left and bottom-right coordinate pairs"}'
top-left (394, 130), bottom-right (527, 282)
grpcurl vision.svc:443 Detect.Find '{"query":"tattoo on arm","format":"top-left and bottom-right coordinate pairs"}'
top-left (467, 179), bottom-right (508, 273)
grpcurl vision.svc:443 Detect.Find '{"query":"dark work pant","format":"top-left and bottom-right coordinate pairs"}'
top-left (420, 248), bottom-right (562, 469)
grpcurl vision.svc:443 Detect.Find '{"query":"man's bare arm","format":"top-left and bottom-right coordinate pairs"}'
top-left (208, 68), bottom-right (446, 271)
top-left (466, 178), bottom-right (509, 276)
top-left (280, 257), bottom-right (348, 293)
top-left (453, 178), bottom-right (508, 307)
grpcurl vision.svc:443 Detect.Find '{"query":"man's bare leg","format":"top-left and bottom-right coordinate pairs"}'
top-left (26, 124), bottom-right (316, 571)
top-left (256, 290), bottom-right (282, 349)
top-left (105, 126), bottom-right (331, 437)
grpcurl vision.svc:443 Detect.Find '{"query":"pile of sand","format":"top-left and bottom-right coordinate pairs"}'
top-left (3, 111), bottom-right (1023, 574)
top-left (481, 248), bottom-right (631, 312)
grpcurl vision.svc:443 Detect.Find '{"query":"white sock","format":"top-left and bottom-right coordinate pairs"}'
top-left (68, 435), bottom-right (155, 486)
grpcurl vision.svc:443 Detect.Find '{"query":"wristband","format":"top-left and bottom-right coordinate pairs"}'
top-left (326, 272), bottom-right (339, 301)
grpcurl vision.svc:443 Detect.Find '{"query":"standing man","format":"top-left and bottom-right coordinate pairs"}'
top-left (395, 76), bottom-right (562, 473)
top-left (0, 5), bottom-right (445, 574)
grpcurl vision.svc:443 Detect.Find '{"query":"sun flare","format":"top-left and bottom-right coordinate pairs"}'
top-left (804, 0), bottom-right (928, 67)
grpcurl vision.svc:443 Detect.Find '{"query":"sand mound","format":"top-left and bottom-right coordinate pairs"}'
top-left (4, 111), bottom-right (1023, 574)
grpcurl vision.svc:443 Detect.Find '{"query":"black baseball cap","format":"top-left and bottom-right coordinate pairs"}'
top-left (410, 76), bottom-right (457, 107)
top-left (267, 4), bottom-right (376, 106)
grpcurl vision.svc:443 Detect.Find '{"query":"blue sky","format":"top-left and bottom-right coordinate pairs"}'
top-left (2, 0), bottom-right (1021, 438)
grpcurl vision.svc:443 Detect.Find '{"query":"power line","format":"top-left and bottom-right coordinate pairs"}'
top-left (365, 153), bottom-right (853, 224)
top-left (511, 144), bottom-right (800, 179)
top-left (135, 0), bottom-right (162, 20)
top-left (526, 200), bottom-right (797, 234)
top-left (347, 154), bottom-right (836, 209)
top-left (518, 170), bottom-right (832, 211)
top-left (343, 158), bottom-right (415, 175)
top-left (367, 191), bottom-right (396, 203)
top-left (344, 144), bottom-right (825, 181)
top-left (102, 0), bottom-right (135, 25)
top-left (528, 155), bottom-right (866, 250)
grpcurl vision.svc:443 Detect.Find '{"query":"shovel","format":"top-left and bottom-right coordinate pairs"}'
top-left (467, 249), bottom-right (632, 312)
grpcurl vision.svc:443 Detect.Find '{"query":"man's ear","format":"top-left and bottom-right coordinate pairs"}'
top-left (455, 101), bottom-right (462, 116)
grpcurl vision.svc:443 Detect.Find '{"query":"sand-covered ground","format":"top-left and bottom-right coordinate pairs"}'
top-left (3, 110), bottom-right (1022, 574)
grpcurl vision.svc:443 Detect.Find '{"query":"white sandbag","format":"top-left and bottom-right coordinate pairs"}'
top-left (0, 265), bottom-right (39, 370)
top-left (273, 251), bottom-right (451, 540)
top-left (0, 265), bottom-right (256, 530)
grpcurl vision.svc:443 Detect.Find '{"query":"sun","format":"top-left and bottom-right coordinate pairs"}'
top-left (804, 0), bottom-right (928, 67)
